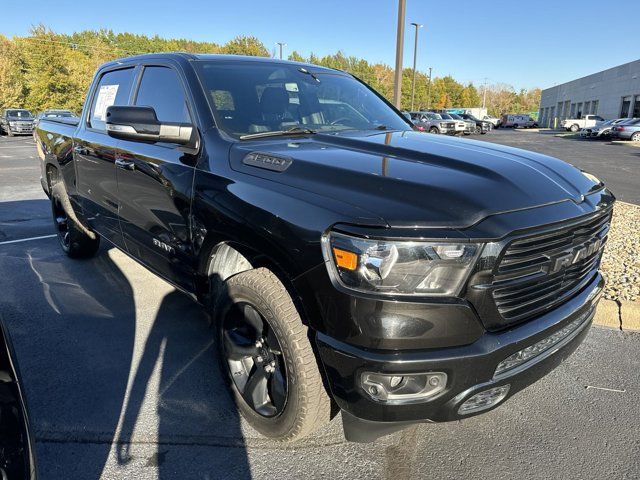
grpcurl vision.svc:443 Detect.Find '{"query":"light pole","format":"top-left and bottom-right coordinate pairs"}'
top-left (482, 77), bottom-right (488, 109)
top-left (410, 22), bottom-right (422, 111)
top-left (277, 42), bottom-right (286, 60)
top-left (427, 67), bottom-right (433, 109)
top-left (393, 0), bottom-right (406, 109)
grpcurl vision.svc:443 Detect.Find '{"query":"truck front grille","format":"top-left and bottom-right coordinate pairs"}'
top-left (490, 209), bottom-right (612, 324)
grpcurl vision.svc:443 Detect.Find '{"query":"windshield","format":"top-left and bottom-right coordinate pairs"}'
top-left (439, 113), bottom-right (453, 120)
top-left (425, 112), bottom-right (441, 120)
top-left (6, 109), bottom-right (33, 118)
top-left (195, 61), bottom-right (409, 139)
top-left (449, 113), bottom-right (464, 120)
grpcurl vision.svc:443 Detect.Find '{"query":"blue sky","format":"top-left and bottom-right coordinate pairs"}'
top-left (1, 0), bottom-right (636, 90)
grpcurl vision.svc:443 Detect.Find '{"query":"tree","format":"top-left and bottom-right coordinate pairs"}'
top-left (0, 35), bottom-right (27, 109)
top-left (221, 36), bottom-right (269, 57)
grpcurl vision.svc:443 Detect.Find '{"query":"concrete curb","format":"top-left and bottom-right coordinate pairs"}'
top-left (594, 299), bottom-right (640, 331)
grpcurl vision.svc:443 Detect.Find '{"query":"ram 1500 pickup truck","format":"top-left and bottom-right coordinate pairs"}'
top-left (35, 53), bottom-right (614, 443)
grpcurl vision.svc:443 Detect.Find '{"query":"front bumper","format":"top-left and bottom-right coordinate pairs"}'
top-left (7, 124), bottom-right (34, 134)
top-left (317, 273), bottom-right (603, 441)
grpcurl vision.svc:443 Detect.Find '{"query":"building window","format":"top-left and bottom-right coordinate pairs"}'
top-left (570, 103), bottom-right (576, 118)
top-left (584, 102), bottom-right (590, 116)
top-left (633, 96), bottom-right (640, 118)
top-left (591, 100), bottom-right (599, 114)
top-left (564, 100), bottom-right (570, 119)
top-left (576, 103), bottom-right (583, 118)
top-left (621, 96), bottom-right (632, 117)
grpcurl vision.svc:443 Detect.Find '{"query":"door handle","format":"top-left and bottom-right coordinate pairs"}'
top-left (115, 158), bottom-right (135, 171)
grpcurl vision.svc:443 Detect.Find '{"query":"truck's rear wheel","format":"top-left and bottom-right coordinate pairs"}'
top-left (216, 268), bottom-right (331, 442)
top-left (51, 192), bottom-right (99, 258)
top-left (570, 124), bottom-right (580, 132)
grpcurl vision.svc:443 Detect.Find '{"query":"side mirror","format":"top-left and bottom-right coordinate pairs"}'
top-left (105, 106), bottom-right (195, 146)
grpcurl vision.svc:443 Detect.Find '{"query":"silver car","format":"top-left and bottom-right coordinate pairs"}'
top-left (409, 112), bottom-right (460, 135)
top-left (579, 118), bottom-right (625, 139)
top-left (610, 118), bottom-right (640, 141)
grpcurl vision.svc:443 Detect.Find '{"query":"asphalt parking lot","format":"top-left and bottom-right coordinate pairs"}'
top-left (0, 134), bottom-right (639, 479)
top-left (481, 129), bottom-right (640, 204)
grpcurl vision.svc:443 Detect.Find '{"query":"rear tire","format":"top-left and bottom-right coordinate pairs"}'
top-left (475, 126), bottom-right (482, 135)
top-left (216, 268), bottom-right (331, 442)
top-left (570, 124), bottom-right (580, 132)
top-left (51, 189), bottom-right (100, 258)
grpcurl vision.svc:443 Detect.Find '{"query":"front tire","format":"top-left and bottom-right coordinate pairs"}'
top-left (429, 126), bottom-right (439, 134)
top-left (216, 268), bottom-right (331, 442)
top-left (51, 190), bottom-right (100, 258)
top-left (631, 132), bottom-right (640, 142)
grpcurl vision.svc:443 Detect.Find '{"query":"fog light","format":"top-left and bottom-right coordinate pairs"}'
top-left (458, 385), bottom-right (510, 415)
top-left (361, 372), bottom-right (447, 404)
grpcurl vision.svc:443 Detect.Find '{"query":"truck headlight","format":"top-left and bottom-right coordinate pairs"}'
top-left (322, 231), bottom-right (481, 297)
top-left (9, 122), bottom-right (17, 126)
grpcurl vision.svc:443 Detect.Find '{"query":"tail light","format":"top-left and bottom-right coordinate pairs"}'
top-left (617, 127), bottom-right (624, 131)
top-left (415, 125), bottom-right (425, 131)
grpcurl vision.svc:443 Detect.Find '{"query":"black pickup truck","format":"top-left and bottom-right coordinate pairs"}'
top-left (35, 53), bottom-right (613, 443)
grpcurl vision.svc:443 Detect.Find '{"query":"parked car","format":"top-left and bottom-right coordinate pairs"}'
top-left (426, 111), bottom-right (466, 135)
top-left (36, 53), bottom-right (613, 443)
top-left (408, 111), bottom-right (458, 135)
top-left (446, 112), bottom-right (475, 135)
top-left (483, 115), bottom-right (501, 128)
top-left (0, 319), bottom-right (37, 479)
top-left (501, 114), bottom-right (537, 129)
top-left (561, 114), bottom-right (605, 133)
top-left (0, 109), bottom-right (35, 136)
top-left (457, 113), bottom-right (491, 134)
top-left (610, 118), bottom-right (640, 141)
top-left (579, 118), bottom-right (626, 139)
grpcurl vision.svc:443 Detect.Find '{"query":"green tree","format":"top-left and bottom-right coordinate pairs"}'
top-left (221, 36), bottom-right (269, 57)
top-left (0, 34), bottom-right (27, 109)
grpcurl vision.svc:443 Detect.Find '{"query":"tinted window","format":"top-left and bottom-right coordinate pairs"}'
top-left (89, 68), bottom-right (135, 130)
top-left (135, 66), bottom-right (191, 123)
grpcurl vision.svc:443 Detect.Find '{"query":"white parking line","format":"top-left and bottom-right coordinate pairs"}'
top-left (0, 234), bottom-right (56, 246)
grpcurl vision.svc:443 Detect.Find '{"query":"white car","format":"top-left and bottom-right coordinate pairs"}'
top-left (561, 114), bottom-right (605, 132)
top-left (483, 115), bottom-right (501, 128)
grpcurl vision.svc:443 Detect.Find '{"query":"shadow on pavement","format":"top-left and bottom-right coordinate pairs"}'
top-left (0, 197), bottom-right (251, 478)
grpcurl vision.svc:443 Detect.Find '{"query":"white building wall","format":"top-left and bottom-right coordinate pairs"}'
top-left (539, 59), bottom-right (640, 128)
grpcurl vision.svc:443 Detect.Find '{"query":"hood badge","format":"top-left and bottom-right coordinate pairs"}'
top-left (243, 152), bottom-right (292, 172)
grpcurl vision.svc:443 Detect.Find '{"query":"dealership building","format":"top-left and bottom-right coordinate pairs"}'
top-left (538, 59), bottom-right (640, 128)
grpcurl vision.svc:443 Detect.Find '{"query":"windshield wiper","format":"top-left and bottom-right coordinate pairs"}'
top-left (239, 126), bottom-right (317, 140)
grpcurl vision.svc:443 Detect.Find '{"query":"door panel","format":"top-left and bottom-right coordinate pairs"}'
top-left (75, 66), bottom-right (136, 248)
top-left (115, 143), bottom-right (196, 290)
top-left (115, 65), bottom-right (197, 290)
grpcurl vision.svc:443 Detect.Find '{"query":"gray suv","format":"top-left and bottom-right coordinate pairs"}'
top-left (0, 109), bottom-right (35, 136)
top-left (610, 118), bottom-right (640, 141)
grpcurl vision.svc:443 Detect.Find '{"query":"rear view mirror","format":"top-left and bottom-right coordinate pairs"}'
top-left (105, 106), bottom-right (195, 146)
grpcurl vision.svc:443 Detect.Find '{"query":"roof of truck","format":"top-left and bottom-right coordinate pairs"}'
top-left (103, 52), bottom-right (343, 74)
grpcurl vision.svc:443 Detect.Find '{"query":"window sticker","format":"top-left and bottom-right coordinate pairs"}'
top-left (93, 84), bottom-right (119, 121)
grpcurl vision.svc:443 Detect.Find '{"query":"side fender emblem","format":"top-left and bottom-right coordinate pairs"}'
top-left (243, 152), bottom-right (292, 172)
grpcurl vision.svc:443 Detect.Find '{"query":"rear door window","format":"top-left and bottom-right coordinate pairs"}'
top-left (89, 68), bottom-right (136, 131)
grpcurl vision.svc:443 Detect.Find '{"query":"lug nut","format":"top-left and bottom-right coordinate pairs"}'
top-left (255, 340), bottom-right (263, 348)
top-left (256, 355), bottom-right (263, 363)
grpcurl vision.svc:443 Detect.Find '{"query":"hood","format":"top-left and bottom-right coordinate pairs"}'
top-left (229, 130), bottom-right (601, 229)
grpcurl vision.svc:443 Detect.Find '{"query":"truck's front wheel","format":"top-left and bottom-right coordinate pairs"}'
top-left (216, 268), bottom-right (331, 442)
top-left (51, 189), bottom-right (100, 258)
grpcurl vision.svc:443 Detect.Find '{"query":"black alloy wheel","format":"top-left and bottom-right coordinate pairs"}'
top-left (222, 302), bottom-right (287, 417)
